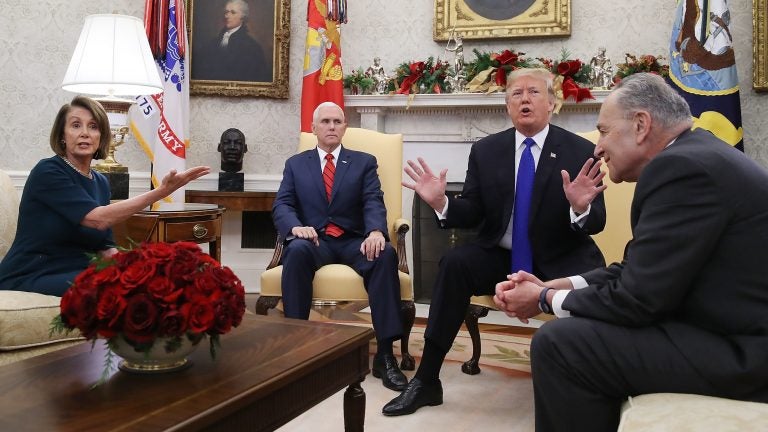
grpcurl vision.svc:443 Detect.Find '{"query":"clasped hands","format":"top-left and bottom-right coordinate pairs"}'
top-left (289, 226), bottom-right (386, 261)
top-left (493, 271), bottom-right (548, 324)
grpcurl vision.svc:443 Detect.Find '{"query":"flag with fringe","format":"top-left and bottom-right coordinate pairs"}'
top-left (300, 0), bottom-right (347, 132)
top-left (130, 0), bottom-right (190, 202)
top-left (668, 0), bottom-right (743, 150)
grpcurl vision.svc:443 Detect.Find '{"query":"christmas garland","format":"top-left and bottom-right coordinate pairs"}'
top-left (613, 54), bottom-right (670, 84)
top-left (343, 50), bottom-right (669, 105)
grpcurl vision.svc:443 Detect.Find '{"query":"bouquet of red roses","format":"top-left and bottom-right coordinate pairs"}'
top-left (53, 241), bottom-right (245, 360)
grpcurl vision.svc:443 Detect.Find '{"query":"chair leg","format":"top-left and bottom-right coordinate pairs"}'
top-left (255, 296), bottom-right (281, 315)
top-left (399, 300), bottom-right (416, 371)
top-left (461, 304), bottom-right (489, 375)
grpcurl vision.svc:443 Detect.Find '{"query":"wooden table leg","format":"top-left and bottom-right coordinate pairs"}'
top-left (343, 380), bottom-right (365, 432)
top-left (210, 238), bottom-right (221, 262)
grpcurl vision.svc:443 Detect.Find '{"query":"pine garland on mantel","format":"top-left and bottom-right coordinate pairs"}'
top-left (344, 48), bottom-right (668, 108)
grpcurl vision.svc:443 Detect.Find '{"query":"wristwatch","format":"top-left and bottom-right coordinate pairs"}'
top-left (538, 287), bottom-right (554, 314)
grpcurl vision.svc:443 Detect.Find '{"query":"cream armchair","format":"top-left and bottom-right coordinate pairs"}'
top-left (0, 169), bottom-right (82, 366)
top-left (257, 128), bottom-right (416, 370)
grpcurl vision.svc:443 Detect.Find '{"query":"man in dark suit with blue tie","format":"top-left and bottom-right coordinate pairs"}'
top-left (272, 102), bottom-right (407, 391)
top-left (495, 73), bottom-right (768, 431)
top-left (384, 68), bottom-right (607, 415)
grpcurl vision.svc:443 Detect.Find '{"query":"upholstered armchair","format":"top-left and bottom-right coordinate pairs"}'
top-left (461, 130), bottom-right (634, 375)
top-left (0, 169), bottom-right (82, 366)
top-left (256, 128), bottom-right (416, 370)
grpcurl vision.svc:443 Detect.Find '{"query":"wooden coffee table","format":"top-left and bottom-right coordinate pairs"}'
top-left (0, 314), bottom-right (374, 431)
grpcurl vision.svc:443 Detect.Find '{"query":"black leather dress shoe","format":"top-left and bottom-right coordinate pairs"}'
top-left (372, 353), bottom-right (408, 391)
top-left (382, 378), bottom-right (443, 416)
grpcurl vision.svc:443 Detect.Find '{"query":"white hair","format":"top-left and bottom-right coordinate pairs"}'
top-left (227, 0), bottom-right (249, 20)
top-left (312, 102), bottom-right (345, 124)
top-left (612, 73), bottom-right (692, 129)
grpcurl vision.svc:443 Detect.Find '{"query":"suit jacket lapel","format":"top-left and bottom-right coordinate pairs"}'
top-left (304, 150), bottom-right (326, 200)
top-left (331, 146), bottom-right (351, 203)
top-left (529, 131), bottom-right (560, 221)
top-left (502, 130), bottom-right (517, 224)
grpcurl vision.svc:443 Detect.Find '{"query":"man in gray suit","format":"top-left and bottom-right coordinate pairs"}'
top-left (495, 73), bottom-right (768, 431)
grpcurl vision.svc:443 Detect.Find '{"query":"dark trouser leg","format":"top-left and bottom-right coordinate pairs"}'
top-left (531, 318), bottom-right (718, 432)
top-left (418, 244), bottom-right (509, 380)
top-left (344, 241), bottom-right (402, 343)
top-left (29, 271), bottom-right (82, 296)
top-left (280, 239), bottom-right (333, 319)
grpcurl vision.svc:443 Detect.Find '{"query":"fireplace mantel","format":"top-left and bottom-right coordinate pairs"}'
top-left (344, 90), bottom-right (610, 133)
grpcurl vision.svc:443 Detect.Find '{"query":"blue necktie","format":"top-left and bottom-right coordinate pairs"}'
top-left (511, 138), bottom-right (535, 273)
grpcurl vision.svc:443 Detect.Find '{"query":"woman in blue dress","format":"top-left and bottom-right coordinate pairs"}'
top-left (0, 96), bottom-right (210, 296)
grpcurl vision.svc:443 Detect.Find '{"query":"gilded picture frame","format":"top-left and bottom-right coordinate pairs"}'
top-left (755, 0), bottom-right (768, 91)
top-left (434, 0), bottom-right (570, 41)
top-left (187, 0), bottom-right (290, 98)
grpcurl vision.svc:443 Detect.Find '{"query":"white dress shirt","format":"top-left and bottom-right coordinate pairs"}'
top-left (436, 125), bottom-right (591, 249)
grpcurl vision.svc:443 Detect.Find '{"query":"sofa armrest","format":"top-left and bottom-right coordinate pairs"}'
top-left (619, 393), bottom-right (768, 431)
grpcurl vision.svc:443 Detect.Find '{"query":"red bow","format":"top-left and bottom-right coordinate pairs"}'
top-left (396, 62), bottom-right (426, 95)
top-left (493, 50), bottom-right (519, 66)
top-left (557, 60), bottom-right (582, 77)
top-left (561, 77), bottom-right (594, 102)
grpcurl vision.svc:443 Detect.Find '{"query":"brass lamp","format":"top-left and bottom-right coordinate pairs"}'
top-left (61, 14), bottom-right (163, 199)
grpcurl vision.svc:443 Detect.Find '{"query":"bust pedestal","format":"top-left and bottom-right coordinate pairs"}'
top-left (104, 172), bottom-right (129, 200)
top-left (218, 172), bottom-right (244, 192)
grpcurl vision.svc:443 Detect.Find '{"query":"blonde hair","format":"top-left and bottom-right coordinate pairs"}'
top-left (505, 68), bottom-right (556, 103)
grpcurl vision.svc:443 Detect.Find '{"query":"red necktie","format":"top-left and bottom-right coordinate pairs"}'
top-left (323, 153), bottom-right (344, 237)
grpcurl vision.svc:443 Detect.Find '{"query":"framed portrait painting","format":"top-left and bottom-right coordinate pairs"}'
top-left (434, 0), bottom-right (571, 41)
top-left (187, 0), bottom-right (290, 98)
top-left (755, 0), bottom-right (768, 91)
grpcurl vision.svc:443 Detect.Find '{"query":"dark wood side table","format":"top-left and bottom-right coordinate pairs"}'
top-left (113, 203), bottom-right (225, 261)
top-left (185, 190), bottom-right (276, 212)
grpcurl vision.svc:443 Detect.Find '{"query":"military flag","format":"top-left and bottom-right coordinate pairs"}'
top-left (130, 0), bottom-right (190, 202)
top-left (300, 0), bottom-right (347, 132)
top-left (668, 0), bottom-right (743, 150)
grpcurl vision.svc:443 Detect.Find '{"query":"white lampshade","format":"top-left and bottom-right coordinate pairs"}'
top-left (62, 14), bottom-right (163, 96)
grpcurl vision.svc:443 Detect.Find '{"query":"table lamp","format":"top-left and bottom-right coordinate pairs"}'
top-left (61, 14), bottom-right (163, 199)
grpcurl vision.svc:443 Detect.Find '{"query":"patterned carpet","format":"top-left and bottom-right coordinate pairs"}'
top-left (337, 319), bottom-right (533, 377)
top-left (249, 296), bottom-right (535, 376)
top-left (265, 301), bottom-right (537, 432)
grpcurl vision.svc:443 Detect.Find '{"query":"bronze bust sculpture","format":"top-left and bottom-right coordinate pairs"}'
top-left (218, 128), bottom-right (248, 173)
top-left (217, 128), bottom-right (247, 191)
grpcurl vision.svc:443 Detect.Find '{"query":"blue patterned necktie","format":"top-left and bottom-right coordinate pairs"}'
top-left (511, 138), bottom-right (535, 273)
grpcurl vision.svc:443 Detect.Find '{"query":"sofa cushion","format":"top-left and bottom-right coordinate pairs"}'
top-left (618, 393), bottom-right (768, 431)
top-left (261, 264), bottom-right (413, 301)
top-left (0, 291), bottom-right (82, 350)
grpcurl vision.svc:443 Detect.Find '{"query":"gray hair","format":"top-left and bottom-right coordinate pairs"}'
top-left (612, 73), bottom-right (692, 129)
top-left (506, 68), bottom-right (556, 102)
top-left (227, 0), bottom-right (249, 20)
top-left (312, 102), bottom-right (345, 124)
